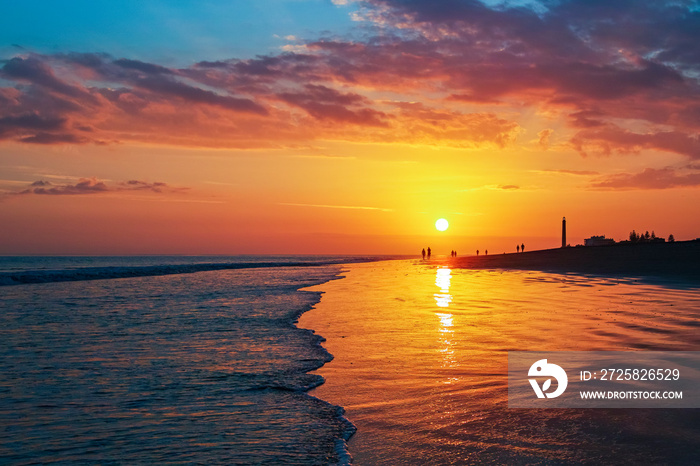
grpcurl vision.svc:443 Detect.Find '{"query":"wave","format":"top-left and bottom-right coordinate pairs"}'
top-left (0, 257), bottom-right (393, 286)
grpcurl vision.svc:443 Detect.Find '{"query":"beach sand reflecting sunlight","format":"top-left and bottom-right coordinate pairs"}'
top-left (299, 260), bottom-right (700, 464)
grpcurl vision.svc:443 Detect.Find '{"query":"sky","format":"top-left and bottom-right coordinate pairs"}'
top-left (1, 0), bottom-right (699, 255)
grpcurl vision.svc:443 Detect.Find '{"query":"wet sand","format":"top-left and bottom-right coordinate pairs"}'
top-left (299, 260), bottom-right (700, 465)
top-left (453, 240), bottom-right (700, 283)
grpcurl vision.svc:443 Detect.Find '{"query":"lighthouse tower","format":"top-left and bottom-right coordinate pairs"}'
top-left (562, 217), bottom-right (567, 248)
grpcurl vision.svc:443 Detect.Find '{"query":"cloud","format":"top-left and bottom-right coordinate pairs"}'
top-left (279, 202), bottom-right (393, 212)
top-left (118, 180), bottom-right (179, 193)
top-left (460, 184), bottom-right (521, 192)
top-left (537, 129), bottom-right (554, 150)
top-left (13, 178), bottom-right (186, 195)
top-left (276, 84), bottom-right (388, 126)
top-left (591, 168), bottom-right (700, 190)
top-left (19, 132), bottom-right (90, 144)
top-left (571, 126), bottom-right (700, 159)
top-left (0, 1), bottom-right (699, 154)
top-left (19, 178), bottom-right (109, 195)
top-left (537, 169), bottom-right (599, 176)
top-left (0, 113), bottom-right (66, 138)
top-left (1, 56), bottom-right (96, 103)
top-left (384, 102), bottom-right (521, 147)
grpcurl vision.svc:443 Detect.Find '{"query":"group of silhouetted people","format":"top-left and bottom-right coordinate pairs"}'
top-left (422, 247), bottom-right (528, 258)
top-left (421, 248), bottom-right (461, 259)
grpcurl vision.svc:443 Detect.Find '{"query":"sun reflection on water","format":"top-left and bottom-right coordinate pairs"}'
top-left (434, 267), bottom-right (457, 377)
top-left (434, 267), bottom-right (452, 308)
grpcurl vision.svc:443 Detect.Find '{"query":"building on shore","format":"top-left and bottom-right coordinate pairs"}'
top-left (562, 217), bottom-right (566, 248)
top-left (584, 235), bottom-right (616, 247)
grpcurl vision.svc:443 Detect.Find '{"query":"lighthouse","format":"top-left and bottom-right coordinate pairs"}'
top-left (562, 217), bottom-right (567, 248)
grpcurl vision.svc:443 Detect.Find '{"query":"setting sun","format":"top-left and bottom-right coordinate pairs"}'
top-left (435, 218), bottom-right (449, 232)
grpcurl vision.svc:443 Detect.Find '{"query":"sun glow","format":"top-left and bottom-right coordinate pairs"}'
top-left (435, 218), bottom-right (449, 232)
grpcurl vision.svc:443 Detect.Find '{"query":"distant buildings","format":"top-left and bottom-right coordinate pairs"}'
top-left (584, 235), bottom-right (616, 247)
top-left (559, 218), bottom-right (673, 248)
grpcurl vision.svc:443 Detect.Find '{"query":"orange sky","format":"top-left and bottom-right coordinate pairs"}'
top-left (1, 1), bottom-right (699, 255)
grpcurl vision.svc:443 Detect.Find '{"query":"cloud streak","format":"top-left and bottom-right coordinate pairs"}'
top-left (279, 202), bottom-right (393, 212)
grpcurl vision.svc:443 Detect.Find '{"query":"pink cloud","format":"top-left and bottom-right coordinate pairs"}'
top-left (591, 167), bottom-right (700, 190)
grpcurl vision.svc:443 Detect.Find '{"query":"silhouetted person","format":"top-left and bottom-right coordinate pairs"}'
top-left (521, 243), bottom-right (524, 252)
top-left (422, 248), bottom-right (426, 259)
top-left (485, 249), bottom-right (488, 255)
top-left (516, 245), bottom-right (520, 253)
top-left (427, 247), bottom-right (431, 259)
top-left (454, 251), bottom-right (457, 257)
top-left (476, 250), bottom-right (479, 256)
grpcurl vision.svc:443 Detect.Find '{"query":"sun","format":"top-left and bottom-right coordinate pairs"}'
top-left (435, 218), bottom-right (449, 232)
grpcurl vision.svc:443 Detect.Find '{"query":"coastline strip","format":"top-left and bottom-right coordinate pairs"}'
top-left (452, 240), bottom-right (700, 283)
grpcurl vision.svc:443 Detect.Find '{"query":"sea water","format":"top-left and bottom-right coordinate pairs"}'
top-left (0, 256), bottom-right (394, 464)
top-left (301, 260), bottom-right (700, 465)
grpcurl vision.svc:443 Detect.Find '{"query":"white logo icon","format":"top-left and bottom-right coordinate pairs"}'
top-left (528, 359), bottom-right (568, 398)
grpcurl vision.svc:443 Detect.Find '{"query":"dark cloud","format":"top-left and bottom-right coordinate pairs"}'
top-left (572, 126), bottom-right (700, 159)
top-left (134, 74), bottom-right (268, 114)
top-left (591, 168), bottom-right (700, 190)
top-left (0, 113), bottom-right (66, 136)
top-left (19, 132), bottom-right (89, 144)
top-left (569, 111), bottom-right (606, 129)
top-left (1, 56), bottom-right (97, 103)
top-left (119, 180), bottom-right (182, 193)
top-left (19, 178), bottom-right (109, 195)
top-left (15, 178), bottom-right (184, 195)
top-left (277, 84), bottom-right (388, 126)
top-left (448, 94), bottom-right (503, 105)
top-left (113, 58), bottom-right (173, 75)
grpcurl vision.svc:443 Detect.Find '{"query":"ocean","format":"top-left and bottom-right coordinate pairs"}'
top-left (2, 256), bottom-right (700, 464)
top-left (0, 255), bottom-right (395, 464)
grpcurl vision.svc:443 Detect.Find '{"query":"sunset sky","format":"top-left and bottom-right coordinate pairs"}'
top-left (1, 0), bottom-right (699, 255)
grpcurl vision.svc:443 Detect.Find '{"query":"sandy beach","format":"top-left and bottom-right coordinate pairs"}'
top-left (453, 240), bottom-right (700, 283)
top-left (299, 260), bottom-right (700, 464)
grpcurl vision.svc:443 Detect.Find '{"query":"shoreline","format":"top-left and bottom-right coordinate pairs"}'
top-left (450, 240), bottom-right (700, 283)
top-left (298, 259), bottom-right (700, 464)
top-left (294, 267), bottom-right (357, 466)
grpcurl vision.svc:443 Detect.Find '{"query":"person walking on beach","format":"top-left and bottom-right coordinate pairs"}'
top-left (427, 247), bottom-right (431, 259)
top-left (485, 249), bottom-right (488, 255)
top-left (517, 245), bottom-right (520, 253)
top-left (521, 243), bottom-right (525, 252)
top-left (476, 250), bottom-right (479, 256)
top-left (422, 248), bottom-right (426, 260)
